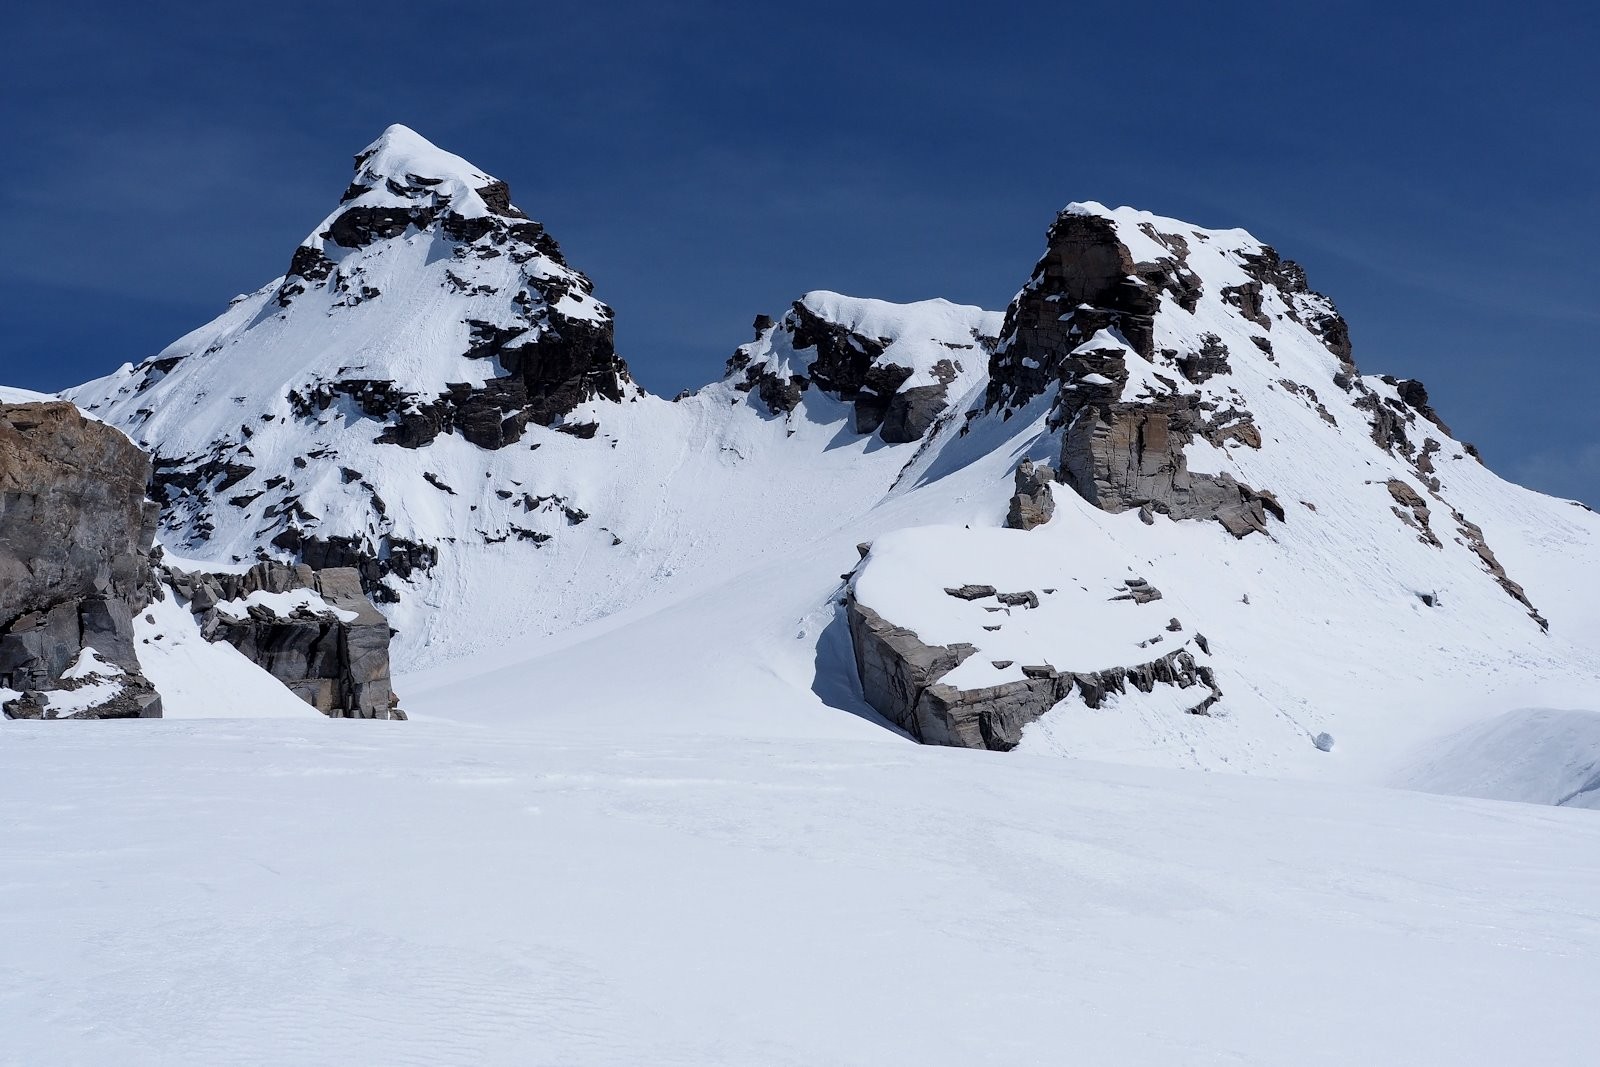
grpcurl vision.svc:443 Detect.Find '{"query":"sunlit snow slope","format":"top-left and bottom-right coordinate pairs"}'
top-left (3, 721), bottom-right (1598, 1066)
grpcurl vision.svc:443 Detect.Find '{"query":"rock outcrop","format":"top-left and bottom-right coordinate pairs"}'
top-left (277, 126), bottom-right (632, 449)
top-left (847, 594), bottom-right (1221, 752)
top-left (1005, 460), bottom-right (1056, 530)
top-left (0, 402), bottom-right (162, 718)
top-left (2, 400), bottom-right (402, 720)
top-left (728, 292), bottom-right (1000, 444)
top-left (166, 562), bottom-right (402, 719)
top-left (985, 206), bottom-right (1335, 538)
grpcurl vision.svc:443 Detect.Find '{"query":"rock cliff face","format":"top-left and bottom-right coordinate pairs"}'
top-left (987, 207), bottom-right (1303, 537)
top-left (0, 402), bottom-right (162, 718)
top-left (167, 562), bottom-right (401, 719)
top-left (837, 202), bottom-right (1569, 755)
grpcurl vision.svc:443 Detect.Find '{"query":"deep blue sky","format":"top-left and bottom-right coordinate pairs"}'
top-left (4, 2), bottom-right (1597, 504)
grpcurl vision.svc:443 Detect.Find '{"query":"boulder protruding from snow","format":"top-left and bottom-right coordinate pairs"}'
top-left (1006, 459), bottom-right (1056, 530)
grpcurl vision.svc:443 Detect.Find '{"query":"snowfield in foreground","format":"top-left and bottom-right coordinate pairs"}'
top-left (3, 719), bottom-right (1598, 1066)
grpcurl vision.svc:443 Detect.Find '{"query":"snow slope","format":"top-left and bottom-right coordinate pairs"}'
top-left (2, 718), bottom-right (1597, 1066)
top-left (1396, 706), bottom-right (1600, 808)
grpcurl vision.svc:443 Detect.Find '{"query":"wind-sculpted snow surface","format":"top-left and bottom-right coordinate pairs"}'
top-left (60, 127), bottom-right (1600, 788)
top-left (3, 719), bottom-right (1600, 1065)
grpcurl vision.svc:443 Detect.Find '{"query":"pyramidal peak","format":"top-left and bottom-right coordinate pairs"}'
top-left (328, 124), bottom-right (523, 230)
top-left (355, 124), bottom-right (497, 191)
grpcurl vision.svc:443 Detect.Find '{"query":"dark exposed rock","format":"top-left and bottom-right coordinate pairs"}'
top-left (1239, 246), bottom-right (1353, 371)
top-left (944, 585), bottom-right (997, 601)
top-left (1, 402), bottom-right (163, 718)
top-left (266, 138), bottom-right (632, 449)
top-left (756, 372), bottom-right (805, 414)
top-left (326, 204), bottom-right (436, 249)
top-left (1450, 509), bottom-right (1548, 630)
top-left (988, 210), bottom-right (1161, 409)
top-left (1176, 333), bottom-right (1231, 384)
top-left (1386, 478), bottom-right (1442, 548)
top-left (281, 533), bottom-right (438, 604)
top-left (556, 421), bottom-right (600, 440)
top-left (1111, 578), bottom-right (1164, 605)
top-left (1277, 379), bottom-right (1338, 427)
top-left (1382, 376), bottom-right (1453, 436)
top-left (988, 212), bottom-right (1281, 538)
top-left (1059, 392), bottom-right (1280, 538)
top-left (848, 594), bottom-right (1222, 751)
top-left (1221, 281), bottom-right (1271, 330)
top-left (171, 561), bottom-right (402, 719)
top-left (879, 373), bottom-right (959, 443)
top-left (734, 299), bottom-right (967, 443)
top-left (1354, 388), bottom-right (1412, 455)
top-left (1005, 459), bottom-right (1056, 530)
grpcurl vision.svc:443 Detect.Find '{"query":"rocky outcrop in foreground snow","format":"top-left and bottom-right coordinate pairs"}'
top-left (848, 594), bottom-right (1219, 750)
top-left (167, 562), bottom-right (401, 719)
top-left (0, 402), bottom-right (163, 718)
top-left (1, 401), bottom-right (400, 720)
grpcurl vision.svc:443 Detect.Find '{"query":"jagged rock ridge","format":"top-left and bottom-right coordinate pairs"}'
top-left (729, 292), bottom-right (1001, 443)
top-left (842, 203), bottom-right (1569, 751)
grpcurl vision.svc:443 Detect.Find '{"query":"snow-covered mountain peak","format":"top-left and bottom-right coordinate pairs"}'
top-left (350, 124), bottom-right (499, 201)
top-left (68, 127), bottom-right (645, 648)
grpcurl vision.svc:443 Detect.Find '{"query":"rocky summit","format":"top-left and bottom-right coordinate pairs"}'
top-left (35, 126), bottom-right (1600, 783)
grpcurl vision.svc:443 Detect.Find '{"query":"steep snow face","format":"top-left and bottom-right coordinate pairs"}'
top-left (727, 291), bottom-right (1002, 443)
